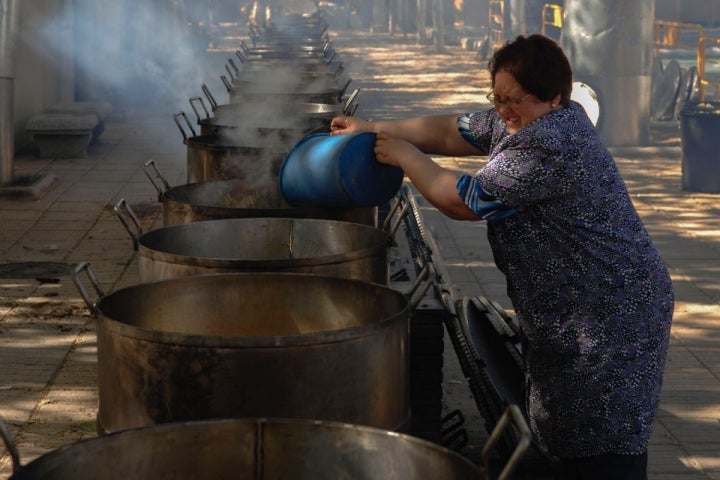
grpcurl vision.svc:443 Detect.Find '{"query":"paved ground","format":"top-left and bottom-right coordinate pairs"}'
top-left (0, 27), bottom-right (719, 479)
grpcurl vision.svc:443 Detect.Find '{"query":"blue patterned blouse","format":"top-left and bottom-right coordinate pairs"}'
top-left (456, 101), bottom-right (674, 458)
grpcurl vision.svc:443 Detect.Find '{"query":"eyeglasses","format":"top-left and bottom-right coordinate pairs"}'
top-left (485, 92), bottom-right (531, 106)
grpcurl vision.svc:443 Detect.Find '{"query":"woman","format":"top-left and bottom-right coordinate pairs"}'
top-left (330, 34), bottom-right (673, 479)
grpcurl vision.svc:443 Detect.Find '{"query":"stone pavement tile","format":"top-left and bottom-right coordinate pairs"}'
top-left (0, 217), bottom-right (37, 234)
top-left (0, 283), bottom-right (38, 300)
top-left (29, 219), bottom-right (95, 232)
top-left (0, 389), bottom-right (38, 428)
top-left (0, 324), bottom-right (80, 389)
top-left (687, 446), bottom-right (720, 474)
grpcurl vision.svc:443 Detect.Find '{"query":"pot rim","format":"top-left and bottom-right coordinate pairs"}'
top-left (95, 272), bottom-right (409, 347)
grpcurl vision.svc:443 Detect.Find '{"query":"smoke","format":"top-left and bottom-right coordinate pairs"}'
top-left (29, 1), bottom-right (235, 112)
top-left (30, 1), bottom-right (357, 190)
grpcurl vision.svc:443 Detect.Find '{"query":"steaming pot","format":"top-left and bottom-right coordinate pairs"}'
top-left (175, 113), bottom-right (288, 184)
top-left (143, 163), bottom-right (377, 226)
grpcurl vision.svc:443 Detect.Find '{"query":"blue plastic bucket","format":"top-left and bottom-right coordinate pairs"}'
top-left (279, 132), bottom-right (404, 207)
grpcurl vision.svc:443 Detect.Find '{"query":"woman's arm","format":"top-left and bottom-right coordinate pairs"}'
top-left (330, 114), bottom-right (484, 157)
top-left (373, 132), bottom-right (481, 220)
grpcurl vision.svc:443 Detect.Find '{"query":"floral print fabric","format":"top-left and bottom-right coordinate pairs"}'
top-left (457, 102), bottom-right (674, 458)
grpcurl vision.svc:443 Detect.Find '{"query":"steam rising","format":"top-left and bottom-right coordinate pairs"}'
top-left (35, 2), bottom-right (336, 110)
top-left (36, 2), bottom-right (353, 190)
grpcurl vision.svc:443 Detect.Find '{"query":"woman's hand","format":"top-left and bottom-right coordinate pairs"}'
top-left (374, 131), bottom-right (422, 168)
top-left (330, 115), bottom-right (373, 135)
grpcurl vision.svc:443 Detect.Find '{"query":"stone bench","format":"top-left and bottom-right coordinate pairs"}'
top-left (44, 101), bottom-right (114, 141)
top-left (25, 113), bottom-right (99, 158)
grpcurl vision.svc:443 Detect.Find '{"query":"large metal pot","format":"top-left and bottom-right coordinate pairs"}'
top-left (143, 161), bottom-right (378, 227)
top-left (226, 76), bottom-right (345, 105)
top-left (175, 113), bottom-right (288, 184)
top-left (72, 267), bottom-right (411, 435)
top-left (227, 55), bottom-right (345, 83)
top-left (239, 41), bottom-right (333, 60)
top-left (235, 50), bottom-right (342, 75)
top-left (189, 96), bottom-right (330, 141)
top-left (198, 83), bottom-right (349, 122)
top-left (114, 208), bottom-right (392, 284)
top-left (225, 58), bottom-right (349, 91)
top-left (3, 418), bottom-right (483, 479)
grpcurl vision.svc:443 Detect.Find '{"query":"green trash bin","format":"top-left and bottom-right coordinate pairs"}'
top-left (680, 101), bottom-right (720, 193)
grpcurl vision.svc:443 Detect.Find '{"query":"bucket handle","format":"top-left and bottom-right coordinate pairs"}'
top-left (481, 405), bottom-right (531, 480)
top-left (202, 84), bottom-right (219, 111)
top-left (143, 159), bottom-right (171, 199)
top-left (0, 414), bottom-right (20, 474)
top-left (173, 111), bottom-right (196, 142)
top-left (189, 96), bottom-right (211, 122)
top-left (71, 262), bottom-right (106, 317)
top-left (114, 198), bottom-right (143, 251)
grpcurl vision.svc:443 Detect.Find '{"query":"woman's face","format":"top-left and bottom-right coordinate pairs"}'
top-left (490, 69), bottom-right (560, 134)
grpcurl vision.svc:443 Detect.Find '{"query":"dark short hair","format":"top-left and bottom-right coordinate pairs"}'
top-left (488, 34), bottom-right (573, 106)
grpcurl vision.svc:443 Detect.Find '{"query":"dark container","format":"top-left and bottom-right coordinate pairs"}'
top-left (680, 101), bottom-right (720, 193)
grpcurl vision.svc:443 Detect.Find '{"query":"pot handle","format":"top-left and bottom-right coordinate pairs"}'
top-left (338, 78), bottom-right (352, 100)
top-left (202, 84), bottom-right (219, 111)
top-left (189, 96), bottom-right (211, 122)
top-left (481, 405), bottom-right (531, 480)
top-left (326, 51), bottom-right (337, 64)
top-left (342, 88), bottom-right (360, 115)
top-left (330, 62), bottom-right (344, 78)
top-left (322, 39), bottom-right (332, 55)
top-left (0, 415), bottom-right (20, 474)
top-left (383, 193), bottom-right (409, 242)
top-left (239, 40), bottom-right (252, 57)
top-left (114, 198), bottom-right (143, 251)
top-left (324, 45), bottom-right (336, 60)
top-left (220, 75), bottom-right (233, 93)
top-left (143, 159), bottom-right (171, 199)
top-left (224, 63), bottom-right (236, 83)
top-left (71, 262), bottom-right (107, 317)
top-left (405, 261), bottom-right (437, 310)
top-left (228, 57), bottom-right (241, 77)
top-left (173, 111), bottom-right (196, 142)
top-left (235, 49), bottom-right (247, 64)
top-left (248, 25), bottom-right (261, 44)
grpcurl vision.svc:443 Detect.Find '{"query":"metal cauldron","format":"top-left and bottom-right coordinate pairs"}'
top-left (115, 203), bottom-right (393, 284)
top-left (227, 55), bottom-right (345, 83)
top-left (225, 74), bottom-right (348, 105)
top-left (143, 161), bottom-right (378, 227)
top-left (198, 83), bottom-right (352, 122)
top-left (2, 417), bottom-right (484, 479)
top-left (188, 96), bottom-right (330, 141)
top-left (235, 50), bottom-right (342, 75)
top-left (238, 39), bottom-right (334, 61)
top-left (72, 267), bottom-right (411, 434)
top-left (174, 112), bottom-right (288, 184)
